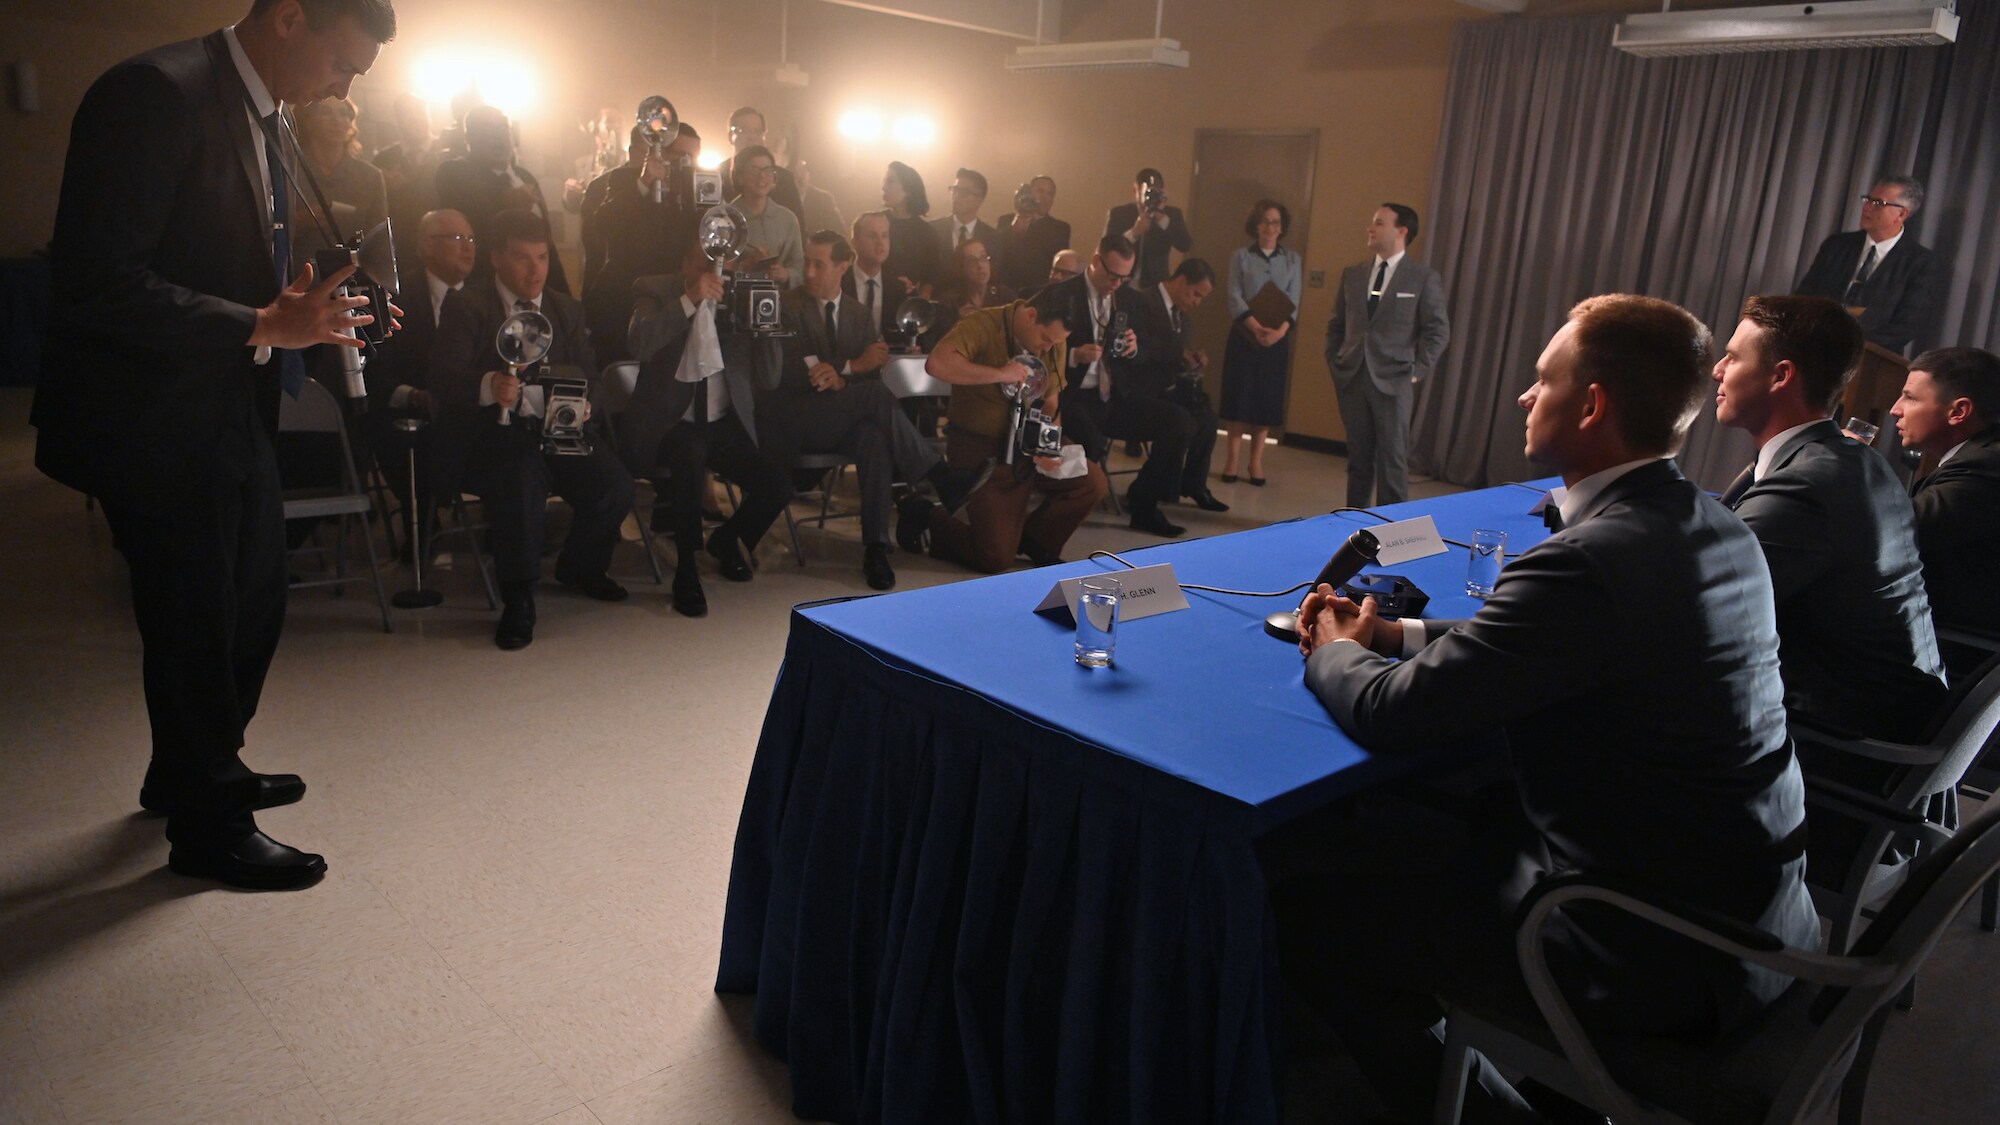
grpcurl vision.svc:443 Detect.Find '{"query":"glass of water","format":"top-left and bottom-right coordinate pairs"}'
top-left (1844, 416), bottom-right (1880, 445)
top-left (1466, 529), bottom-right (1506, 599)
top-left (1074, 576), bottom-right (1121, 667)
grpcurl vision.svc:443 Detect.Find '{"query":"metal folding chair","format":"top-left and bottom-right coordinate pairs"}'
top-left (277, 378), bottom-right (392, 633)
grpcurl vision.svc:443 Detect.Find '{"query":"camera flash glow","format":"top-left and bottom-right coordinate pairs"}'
top-left (891, 116), bottom-right (937, 146)
top-left (696, 149), bottom-right (726, 170)
top-left (837, 110), bottom-right (883, 142)
top-left (413, 52), bottom-right (540, 121)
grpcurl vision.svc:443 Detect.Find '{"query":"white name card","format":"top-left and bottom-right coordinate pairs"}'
top-left (1034, 563), bottom-right (1191, 623)
top-left (1370, 516), bottom-right (1449, 566)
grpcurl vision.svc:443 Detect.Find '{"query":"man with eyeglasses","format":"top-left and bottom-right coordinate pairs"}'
top-left (717, 106), bottom-right (805, 220)
top-left (929, 167), bottom-right (1000, 280)
top-left (728, 145), bottom-right (804, 289)
top-left (1793, 175), bottom-right (1943, 355)
top-left (366, 209), bottom-right (477, 513)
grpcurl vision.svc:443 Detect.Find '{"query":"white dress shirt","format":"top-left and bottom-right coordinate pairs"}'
top-left (852, 268), bottom-right (885, 329)
top-left (223, 26), bottom-right (279, 367)
top-left (1369, 250), bottom-right (1407, 298)
top-left (1754, 420), bottom-right (1821, 482)
top-left (1855, 229), bottom-right (1904, 283)
top-left (479, 282), bottom-right (545, 422)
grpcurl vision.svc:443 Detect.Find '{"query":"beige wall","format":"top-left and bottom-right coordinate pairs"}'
top-left (0, 0), bottom-right (1481, 441)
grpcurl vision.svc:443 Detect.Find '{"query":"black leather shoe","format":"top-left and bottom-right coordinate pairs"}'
top-left (1019, 543), bottom-right (1065, 567)
top-left (168, 830), bottom-right (326, 890)
top-left (672, 565), bottom-right (708, 617)
top-left (1182, 488), bottom-right (1230, 512)
top-left (495, 596), bottom-right (535, 650)
top-left (558, 572), bottom-right (629, 601)
top-left (930, 459), bottom-right (994, 514)
top-left (140, 773), bottom-right (307, 817)
top-left (1129, 503), bottom-right (1185, 538)
top-left (896, 494), bottom-right (935, 554)
top-left (863, 544), bottom-right (897, 590)
top-left (706, 530), bottom-right (754, 581)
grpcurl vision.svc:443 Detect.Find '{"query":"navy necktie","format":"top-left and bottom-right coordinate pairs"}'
top-left (264, 112), bottom-right (307, 398)
top-left (1367, 261), bottom-right (1387, 317)
top-left (824, 300), bottom-right (838, 359)
top-left (1720, 462), bottom-right (1757, 506)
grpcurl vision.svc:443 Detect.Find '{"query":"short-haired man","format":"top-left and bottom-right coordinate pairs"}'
top-left (429, 210), bottom-right (635, 650)
top-left (1794, 175), bottom-right (1943, 355)
top-left (1895, 346), bottom-right (2000, 635)
top-left (1712, 294), bottom-right (1946, 739)
top-left (435, 105), bottom-right (572, 295)
top-left (1048, 249), bottom-right (1081, 285)
top-left (765, 232), bottom-right (988, 589)
top-left (899, 289), bottom-right (1108, 572)
top-left (1104, 167), bottom-right (1193, 289)
top-left (1122, 258), bottom-right (1230, 513)
top-left (583, 122), bottom-right (702, 362)
top-left (1325, 202), bottom-right (1451, 507)
top-left (1279, 295), bottom-right (1819, 1124)
top-left (842, 210), bottom-right (910, 341)
top-left (728, 144), bottom-right (804, 289)
top-left (930, 167), bottom-right (999, 279)
top-left (718, 106), bottom-right (805, 219)
top-left (995, 175), bottom-right (1072, 294)
top-left (366, 207), bottom-right (475, 519)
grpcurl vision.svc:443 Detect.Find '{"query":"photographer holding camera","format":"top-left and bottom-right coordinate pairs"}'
top-left (896, 288), bottom-right (1107, 573)
top-left (430, 210), bottom-right (635, 651)
top-left (995, 175), bottom-right (1072, 294)
top-left (728, 146), bottom-right (804, 289)
top-left (1106, 167), bottom-right (1193, 289)
top-left (583, 122), bottom-right (706, 363)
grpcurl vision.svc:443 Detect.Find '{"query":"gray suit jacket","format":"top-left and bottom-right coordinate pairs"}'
top-left (1911, 427), bottom-right (2000, 634)
top-left (1728, 420), bottom-right (1946, 739)
top-left (619, 274), bottom-right (781, 474)
top-left (775, 288), bottom-right (882, 396)
top-left (1306, 460), bottom-right (1819, 1031)
top-left (1324, 256), bottom-right (1450, 395)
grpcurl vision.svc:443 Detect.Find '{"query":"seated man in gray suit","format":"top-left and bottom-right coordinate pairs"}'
top-left (1895, 346), bottom-right (2000, 639)
top-left (1278, 295), bottom-right (1819, 1124)
top-left (1325, 202), bottom-right (1451, 507)
top-left (765, 231), bottom-right (986, 590)
top-left (1712, 294), bottom-right (1946, 740)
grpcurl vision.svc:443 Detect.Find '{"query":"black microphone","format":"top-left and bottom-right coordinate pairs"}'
top-left (1266, 527), bottom-right (1381, 643)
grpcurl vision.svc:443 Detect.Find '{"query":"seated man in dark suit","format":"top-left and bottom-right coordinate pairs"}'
top-left (1104, 167), bottom-right (1194, 289)
top-left (842, 210), bottom-right (910, 342)
top-left (1712, 294), bottom-right (1946, 740)
top-left (429, 210), bottom-right (634, 650)
top-left (1793, 175), bottom-right (1942, 355)
top-left (1278, 295), bottom-right (1820, 1124)
top-left (623, 246), bottom-right (795, 618)
top-left (764, 231), bottom-right (986, 590)
top-left (1118, 258), bottom-right (1228, 515)
top-left (1895, 346), bottom-right (2000, 637)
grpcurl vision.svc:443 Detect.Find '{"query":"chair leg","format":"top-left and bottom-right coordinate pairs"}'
top-left (1432, 1021), bottom-right (1474, 1125)
top-left (356, 509), bottom-right (393, 634)
top-left (1837, 1008), bottom-right (1892, 1125)
top-left (630, 487), bottom-right (665, 585)
top-left (1983, 873), bottom-right (1998, 933)
top-left (1893, 976), bottom-right (1915, 1013)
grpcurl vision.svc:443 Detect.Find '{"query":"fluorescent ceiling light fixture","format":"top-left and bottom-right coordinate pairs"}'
top-left (1005, 37), bottom-right (1190, 74)
top-left (1613, 1), bottom-right (1960, 57)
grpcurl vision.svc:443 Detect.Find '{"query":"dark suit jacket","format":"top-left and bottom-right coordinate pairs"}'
top-left (775, 288), bottom-right (882, 397)
top-left (427, 279), bottom-right (596, 497)
top-left (1728, 420), bottom-right (1947, 738)
top-left (434, 156), bottom-right (573, 297)
top-left (582, 172), bottom-right (696, 364)
top-left (34, 32), bottom-right (282, 506)
top-left (1793, 230), bottom-right (1942, 354)
top-left (1104, 202), bottom-right (1193, 288)
top-left (841, 269), bottom-right (913, 342)
top-left (994, 212), bottom-right (1073, 294)
top-left (1911, 427), bottom-right (2000, 634)
top-left (1324, 255), bottom-right (1451, 394)
top-left (363, 271), bottom-right (450, 436)
top-left (1045, 273), bottom-right (1143, 398)
top-left (618, 273), bottom-right (782, 475)
top-left (1121, 283), bottom-right (1197, 400)
top-left (1307, 460), bottom-right (1820, 1031)
top-left (929, 214), bottom-right (999, 277)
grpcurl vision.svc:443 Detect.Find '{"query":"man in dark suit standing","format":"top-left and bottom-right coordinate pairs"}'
top-left (435, 105), bottom-right (572, 297)
top-left (31, 0), bottom-right (401, 889)
top-left (929, 168), bottom-right (1000, 281)
top-left (1104, 168), bottom-right (1193, 289)
top-left (1325, 202), bottom-right (1451, 508)
top-left (1712, 294), bottom-right (1946, 739)
top-left (428, 210), bottom-right (633, 650)
top-left (1279, 295), bottom-right (1820, 1124)
top-left (1793, 176), bottom-right (1942, 355)
top-left (994, 175), bottom-right (1072, 295)
top-left (1895, 346), bottom-right (2000, 636)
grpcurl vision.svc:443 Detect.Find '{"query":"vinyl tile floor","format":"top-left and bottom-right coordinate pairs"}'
top-left (1, 388), bottom-right (1993, 1124)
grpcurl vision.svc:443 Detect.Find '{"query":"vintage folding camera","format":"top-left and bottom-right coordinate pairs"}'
top-left (535, 369), bottom-right (593, 457)
top-left (721, 274), bottom-right (788, 337)
top-left (1010, 408), bottom-right (1063, 464)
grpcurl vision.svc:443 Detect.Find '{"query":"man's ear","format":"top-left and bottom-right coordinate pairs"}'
top-left (1769, 358), bottom-right (1800, 396)
top-left (1948, 396), bottom-right (1977, 428)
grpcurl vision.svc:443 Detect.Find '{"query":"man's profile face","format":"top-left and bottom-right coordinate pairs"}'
top-left (1711, 319), bottom-right (1778, 432)
top-left (271, 8), bottom-right (381, 106)
top-left (1859, 182), bottom-right (1911, 241)
top-left (420, 212), bottom-right (478, 285)
top-left (802, 241), bottom-right (848, 301)
top-left (1520, 321), bottom-right (1588, 466)
top-left (851, 216), bottom-right (890, 269)
top-left (1891, 368), bottom-right (1954, 454)
top-left (493, 237), bottom-right (550, 302)
top-left (1174, 278), bottom-right (1214, 312)
top-left (1365, 207), bottom-right (1404, 257)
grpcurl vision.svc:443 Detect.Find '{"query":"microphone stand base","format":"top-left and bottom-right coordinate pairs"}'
top-left (392, 589), bottom-right (445, 610)
top-left (1264, 610), bottom-right (1301, 644)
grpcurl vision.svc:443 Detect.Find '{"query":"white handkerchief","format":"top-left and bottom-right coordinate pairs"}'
top-left (1038, 443), bottom-right (1090, 480)
top-left (675, 299), bottom-right (727, 383)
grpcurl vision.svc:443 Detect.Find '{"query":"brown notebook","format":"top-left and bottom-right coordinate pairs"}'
top-left (1245, 281), bottom-right (1296, 328)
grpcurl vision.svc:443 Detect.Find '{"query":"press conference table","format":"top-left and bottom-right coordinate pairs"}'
top-left (716, 480), bottom-right (1560, 1125)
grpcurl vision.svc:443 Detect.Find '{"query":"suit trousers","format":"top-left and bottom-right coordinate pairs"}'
top-left (924, 429), bottom-right (1108, 573)
top-left (1336, 366), bottom-right (1415, 507)
top-left (99, 416), bottom-right (285, 848)
top-left (760, 381), bottom-right (941, 546)
top-left (1062, 385), bottom-right (1217, 505)
top-left (461, 422), bottom-right (635, 591)
top-left (660, 412), bottom-right (794, 557)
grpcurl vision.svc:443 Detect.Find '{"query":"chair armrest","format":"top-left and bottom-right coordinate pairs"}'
top-left (1802, 776), bottom-right (1956, 852)
top-left (1937, 626), bottom-right (2000, 654)
top-left (1788, 719), bottom-right (1945, 767)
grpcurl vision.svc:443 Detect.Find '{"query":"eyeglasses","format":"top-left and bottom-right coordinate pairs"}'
top-left (1255, 219), bottom-right (1284, 227)
top-left (426, 234), bottom-right (477, 244)
top-left (745, 165), bottom-right (779, 179)
top-left (963, 254), bottom-right (992, 264)
top-left (1859, 195), bottom-right (1909, 211)
top-left (950, 185), bottom-right (985, 197)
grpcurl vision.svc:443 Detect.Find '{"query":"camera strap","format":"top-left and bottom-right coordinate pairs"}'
top-left (242, 93), bottom-right (345, 254)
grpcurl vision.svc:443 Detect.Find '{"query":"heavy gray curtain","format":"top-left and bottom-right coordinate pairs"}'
top-left (1412, 1), bottom-right (1999, 491)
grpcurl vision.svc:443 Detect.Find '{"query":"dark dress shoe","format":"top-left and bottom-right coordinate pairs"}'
top-left (1220, 473), bottom-right (1238, 483)
top-left (896, 494), bottom-right (935, 554)
top-left (1182, 488), bottom-right (1230, 512)
top-left (1129, 504), bottom-right (1186, 538)
top-left (495, 597), bottom-right (535, 650)
top-left (863, 544), bottom-right (897, 590)
top-left (558, 572), bottom-right (629, 601)
top-left (672, 565), bottom-right (708, 617)
top-left (1019, 543), bottom-right (1065, 567)
top-left (930, 459), bottom-right (994, 514)
top-left (168, 831), bottom-right (326, 890)
top-left (1249, 476), bottom-right (1267, 487)
top-left (140, 773), bottom-right (307, 816)
top-left (706, 531), bottom-right (754, 581)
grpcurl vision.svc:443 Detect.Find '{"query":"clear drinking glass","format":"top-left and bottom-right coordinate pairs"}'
top-left (1466, 529), bottom-right (1507, 599)
top-left (1844, 416), bottom-right (1880, 445)
top-left (1074, 576), bottom-right (1121, 667)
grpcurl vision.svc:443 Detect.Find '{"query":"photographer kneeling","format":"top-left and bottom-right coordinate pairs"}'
top-left (430, 210), bottom-right (636, 651)
top-left (897, 288), bottom-right (1107, 572)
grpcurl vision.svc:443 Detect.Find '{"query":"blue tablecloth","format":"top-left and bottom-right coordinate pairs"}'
top-left (717, 481), bottom-right (1559, 1124)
